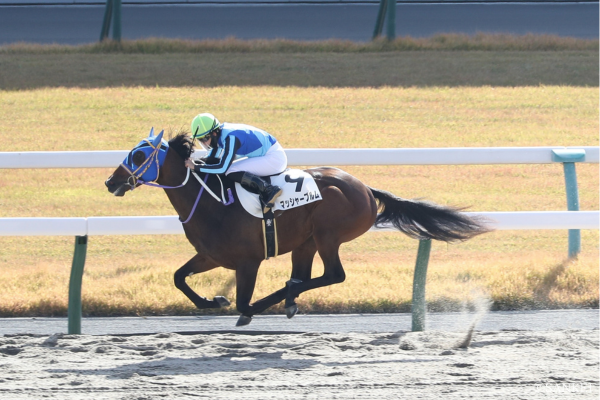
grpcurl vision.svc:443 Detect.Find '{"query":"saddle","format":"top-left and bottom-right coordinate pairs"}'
top-left (234, 169), bottom-right (321, 218)
top-left (234, 169), bottom-right (322, 259)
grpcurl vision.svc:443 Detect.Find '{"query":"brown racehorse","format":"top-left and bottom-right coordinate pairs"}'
top-left (105, 130), bottom-right (490, 326)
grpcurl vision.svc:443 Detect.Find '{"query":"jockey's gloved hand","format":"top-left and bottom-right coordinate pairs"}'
top-left (185, 158), bottom-right (204, 171)
top-left (200, 156), bottom-right (220, 165)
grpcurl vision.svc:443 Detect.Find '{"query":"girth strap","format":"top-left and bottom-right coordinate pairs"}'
top-left (261, 209), bottom-right (278, 260)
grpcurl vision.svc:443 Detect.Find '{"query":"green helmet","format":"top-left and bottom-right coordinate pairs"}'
top-left (191, 113), bottom-right (220, 140)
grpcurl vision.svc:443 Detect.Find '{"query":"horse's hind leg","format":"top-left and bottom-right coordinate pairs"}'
top-left (174, 253), bottom-right (230, 309)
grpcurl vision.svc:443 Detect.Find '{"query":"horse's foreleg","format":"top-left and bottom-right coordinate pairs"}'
top-left (290, 236), bottom-right (317, 282)
top-left (234, 263), bottom-right (261, 326)
top-left (284, 237), bottom-right (317, 318)
top-left (237, 237), bottom-right (317, 322)
top-left (285, 239), bottom-right (346, 311)
top-left (174, 253), bottom-right (229, 309)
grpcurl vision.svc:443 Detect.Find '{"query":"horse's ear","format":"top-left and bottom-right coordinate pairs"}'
top-left (151, 129), bottom-right (164, 147)
top-left (148, 127), bottom-right (155, 138)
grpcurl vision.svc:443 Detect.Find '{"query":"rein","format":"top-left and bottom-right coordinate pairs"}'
top-left (180, 173), bottom-right (208, 224)
top-left (192, 171), bottom-right (234, 206)
top-left (142, 170), bottom-right (234, 224)
top-left (140, 167), bottom-right (191, 190)
top-left (124, 160), bottom-right (234, 224)
top-left (120, 136), bottom-right (234, 223)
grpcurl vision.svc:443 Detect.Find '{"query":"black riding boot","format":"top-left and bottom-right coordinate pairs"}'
top-left (231, 172), bottom-right (282, 213)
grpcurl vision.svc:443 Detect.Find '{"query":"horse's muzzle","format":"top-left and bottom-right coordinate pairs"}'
top-left (105, 177), bottom-right (129, 197)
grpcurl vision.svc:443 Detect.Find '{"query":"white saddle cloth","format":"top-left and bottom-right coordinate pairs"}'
top-left (235, 169), bottom-right (322, 218)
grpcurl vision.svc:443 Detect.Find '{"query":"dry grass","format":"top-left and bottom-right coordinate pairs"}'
top-left (0, 38), bottom-right (597, 316)
top-left (1, 34), bottom-right (598, 54)
top-left (0, 51), bottom-right (597, 90)
top-left (2, 86), bottom-right (597, 152)
top-left (0, 232), bottom-right (597, 317)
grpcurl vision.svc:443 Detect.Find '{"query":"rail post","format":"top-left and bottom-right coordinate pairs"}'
top-left (372, 0), bottom-right (388, 39)
top-left (100, 0), bottom-right (113, 41)
top-left (99, 0), bottom-right (121, 42)
top-left (68, 235), bottom-right (88, 334)
top-left (113, 0), bottom-right (122, 41)
top-left (411, 239), bottom-right (431, 331)
top-left (386, 0), bottom-right (396, 40)
top-left (551, 149), bottom-right (585, 258)
top-left (372, 0), bottom-right (396, 40)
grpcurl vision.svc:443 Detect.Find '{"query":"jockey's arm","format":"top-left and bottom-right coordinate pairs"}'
top-left (195, 135), bottom-right (241, 175)
top-left (200, 145), bottom-right (220, 164)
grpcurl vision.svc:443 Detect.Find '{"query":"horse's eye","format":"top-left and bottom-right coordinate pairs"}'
top-left (132, 150), bottom-right (146, 166)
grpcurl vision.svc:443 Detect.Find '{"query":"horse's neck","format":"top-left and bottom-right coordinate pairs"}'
top-left (158, 162), bottom-right (220, 226)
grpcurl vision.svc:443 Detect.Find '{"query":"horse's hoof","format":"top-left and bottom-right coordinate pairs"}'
top-left (285, 304), bottom-right (298, 319)
top-left (214, 296), bottom-right (230, 308)
top-left (236, 315), bottom-right (252, 326)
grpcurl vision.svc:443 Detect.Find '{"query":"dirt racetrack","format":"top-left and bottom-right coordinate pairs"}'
top-left (1, 329), bottom-right (598, 399)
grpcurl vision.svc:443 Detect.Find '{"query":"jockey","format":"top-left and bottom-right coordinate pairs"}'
top-left (185, 113), bottom-right (287, 213)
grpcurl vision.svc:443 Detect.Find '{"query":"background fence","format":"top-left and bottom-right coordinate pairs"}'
top-left (2, 146), bottom-right (598, 168)
top-left (1, 146), bottom-right (598, 334)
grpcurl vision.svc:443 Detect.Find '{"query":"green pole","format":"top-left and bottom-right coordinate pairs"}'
top-left (551, 149), bottom-right (585, 259)
top-left (99, 0), bottom-right (113, 41)
top-left (68, 235), bottom-right (88, 335)
top-left (113, 0), bottom-right (122, 41)
top-left (412, 239), bottom-right (431, 331)
top-left (386, 0), bottom-right (396, 41)
top-left (372, 0), bottom-right (388, 39)
top-left (563, 162), bottom-right (581, 258)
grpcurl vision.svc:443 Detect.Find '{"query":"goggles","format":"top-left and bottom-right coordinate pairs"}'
top-left (198, 134), bottom-right (212, 143)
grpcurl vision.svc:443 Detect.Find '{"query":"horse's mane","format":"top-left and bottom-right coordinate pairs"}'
top-left (168, 131), bottom-right (194, 160)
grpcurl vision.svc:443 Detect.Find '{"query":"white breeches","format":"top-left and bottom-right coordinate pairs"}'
top-left (226, 142), bottom-right (288, 177)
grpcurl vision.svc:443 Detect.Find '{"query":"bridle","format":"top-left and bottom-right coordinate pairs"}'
top-left (118, 137), bottom-right (233, 223)
top-left (119, 138), bottom-right (170, 190)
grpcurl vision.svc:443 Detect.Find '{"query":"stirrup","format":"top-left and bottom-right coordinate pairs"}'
top-left (261, 187), bottom-right (282, 213)
top-left (261, 200), bottom-right (273, 214)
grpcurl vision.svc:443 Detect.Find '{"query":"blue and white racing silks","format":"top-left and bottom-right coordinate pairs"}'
top-left (198, 122), bottom-right (277, 174)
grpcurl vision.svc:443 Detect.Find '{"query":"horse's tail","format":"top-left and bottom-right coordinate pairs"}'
top-left (369, 187), bottom-right (491, 242)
